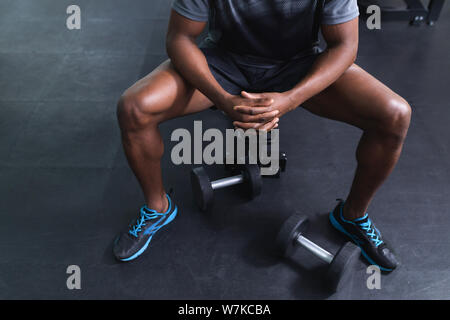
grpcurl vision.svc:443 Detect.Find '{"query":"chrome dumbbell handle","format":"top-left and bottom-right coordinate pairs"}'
top-left (211, 174), bottom-right (244, 190)
top-left (295, 234), bottom-right (334, 264)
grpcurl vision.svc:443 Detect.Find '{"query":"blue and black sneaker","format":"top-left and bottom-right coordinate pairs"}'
top-left (329, 200), bottom-right (399, 272)
top-left (113, 193), bottom-right (178, 262)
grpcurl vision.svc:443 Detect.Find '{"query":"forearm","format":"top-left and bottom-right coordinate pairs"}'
top-left (286, 43), bottom-right (357, 106)
top-left (166, 36), bottom-right (230, 106)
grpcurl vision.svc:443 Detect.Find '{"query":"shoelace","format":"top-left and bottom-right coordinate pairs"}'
top-left (129, 207), bottom-right (166, 238)
top-left (358, 218), bottom-right (383, 247)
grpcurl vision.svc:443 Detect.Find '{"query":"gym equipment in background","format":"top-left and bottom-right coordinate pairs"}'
top-left (358, 0), bottom-right (445, 26)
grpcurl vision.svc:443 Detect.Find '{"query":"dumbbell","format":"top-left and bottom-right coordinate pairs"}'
top-left (191, 164), bottom-right (262, 211)
top-left (276, 213), bottom-right (360, 292)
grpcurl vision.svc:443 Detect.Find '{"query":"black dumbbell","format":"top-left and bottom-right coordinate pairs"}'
top-left (191, 164), bottom-right (262, 211)
top-left (276, 213), bottom-right (360, 292)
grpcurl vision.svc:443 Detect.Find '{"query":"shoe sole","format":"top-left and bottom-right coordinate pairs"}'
top-left (119, 206), bottom-right (178, 262)
top-left (329, 210), bottom-right (393, 272)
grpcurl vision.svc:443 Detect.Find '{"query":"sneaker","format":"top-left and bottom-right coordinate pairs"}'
top-left (329, 200), bottom-right (399, 272)
top-left (113, 193), bottom-right (178, 262)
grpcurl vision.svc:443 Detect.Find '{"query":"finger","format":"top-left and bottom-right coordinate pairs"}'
top-left (258, 117), bottom-right (279, 132)
top-left (251, 97), bottom-right (274, 106)
top-left (243, 110), bottom-right (280, 123)
top-left (259, 120), bottom-right (278, 132)
top-left (233, 121), bottom-right (260, 130)
top-left (240, 92), bottom-right (273, 106)
top-left (234, 105), bottom-right (276, 115)
top-left (241, 91), bottom-right (261, 99)
top-left (237, 98), bottom-right (272, 107)
top-left (234, 98), bottom-right (274, 107)
top-left (270, 123), bottom-right (279, 131)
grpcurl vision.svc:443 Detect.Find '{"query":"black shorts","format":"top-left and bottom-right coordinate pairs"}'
top-left (200, 46), bottom-right (321, 96)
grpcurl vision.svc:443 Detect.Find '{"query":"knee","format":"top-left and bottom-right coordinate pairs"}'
top-left (116, 91), bottom-right (156, 131)
top-left (378, 97), bottom-right (412, 141)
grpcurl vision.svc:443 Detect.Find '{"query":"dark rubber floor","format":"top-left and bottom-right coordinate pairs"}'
top-left (1, 0), bottom-right (449, 299)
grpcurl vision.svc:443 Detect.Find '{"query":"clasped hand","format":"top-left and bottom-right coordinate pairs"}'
top-left (219, 91), bottom-right (298, 131)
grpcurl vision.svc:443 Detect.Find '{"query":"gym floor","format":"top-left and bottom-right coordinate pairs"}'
top-left (1, 0), bottom-right (449, 300)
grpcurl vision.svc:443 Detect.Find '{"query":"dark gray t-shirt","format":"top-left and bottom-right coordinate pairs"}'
top-left (172, 0), bottom-right (359, 61)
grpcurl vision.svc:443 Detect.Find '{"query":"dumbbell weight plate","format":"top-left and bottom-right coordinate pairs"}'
top-left (190, 167), bottom-right (214, 211)
top-left (275, 213), bottom-right (309, 257)
top-left (242, 164), bottom-right (262, 199)
top-left (327, 241), bottom-right (360, 292)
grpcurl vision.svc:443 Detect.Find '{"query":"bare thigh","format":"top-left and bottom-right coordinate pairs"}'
top-left (303, 64), bottom-right (411, 134)
top-left (121, 60), bottom-right (214, 125)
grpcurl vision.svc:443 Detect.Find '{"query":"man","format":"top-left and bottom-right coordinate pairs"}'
top-left (113, 0), bottom-right (410, 272)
